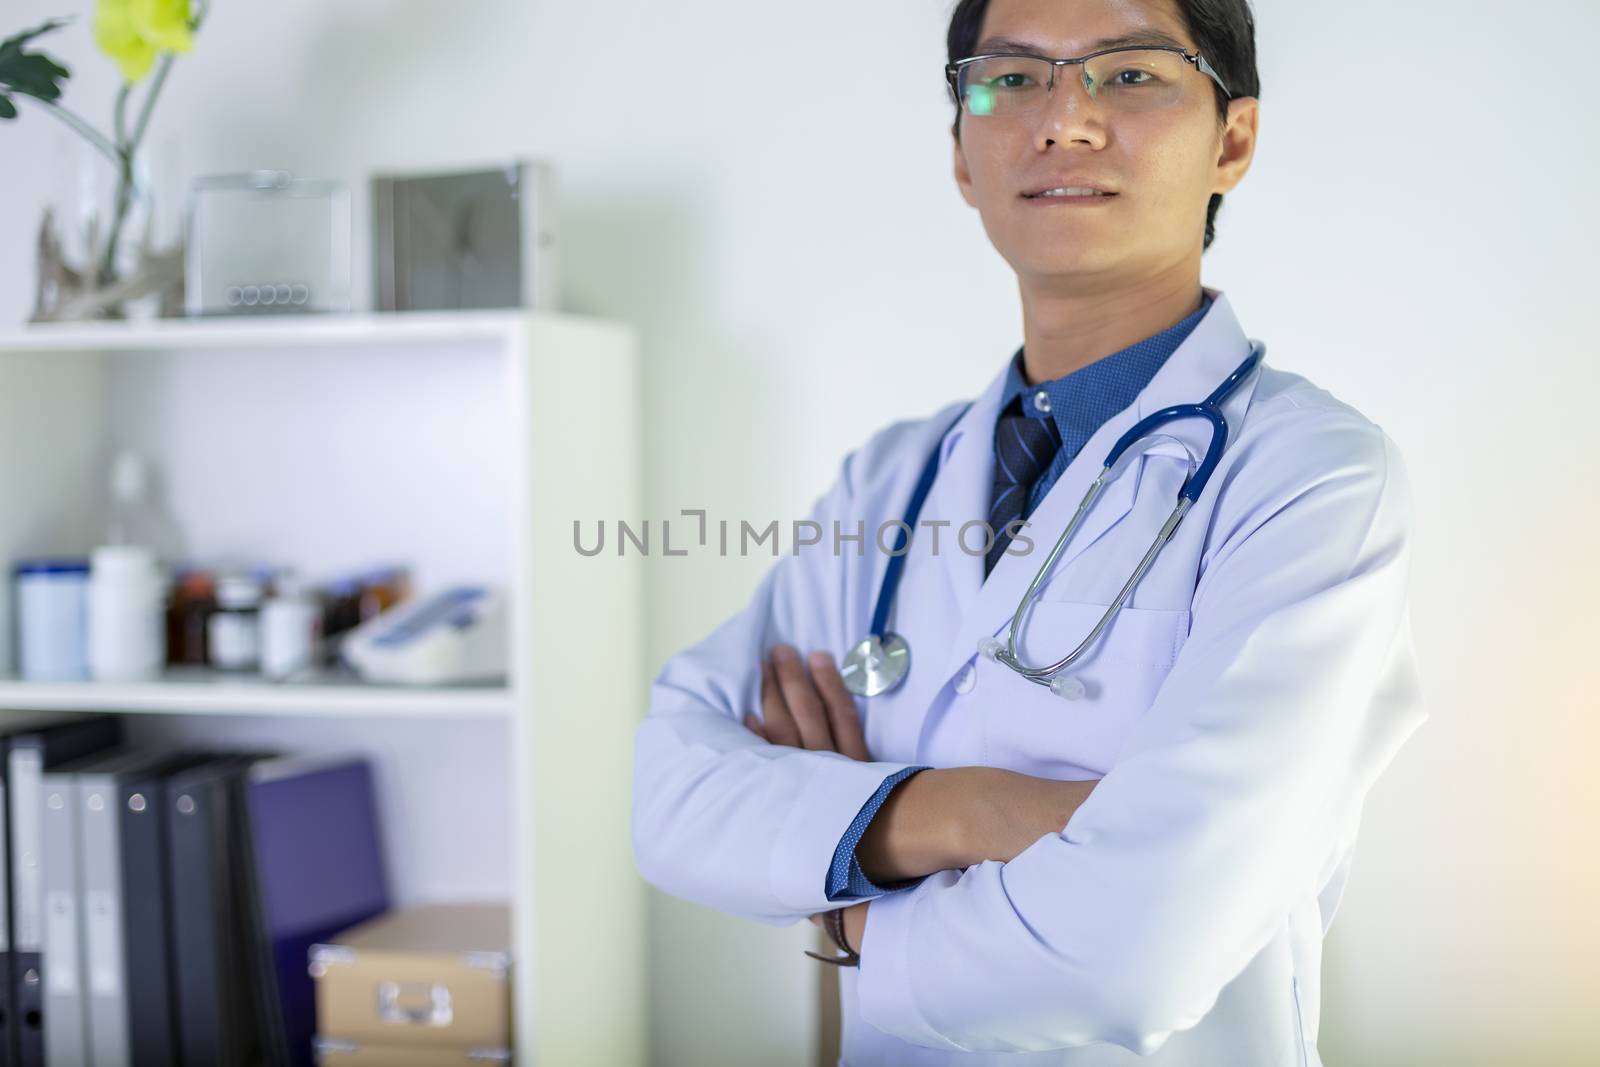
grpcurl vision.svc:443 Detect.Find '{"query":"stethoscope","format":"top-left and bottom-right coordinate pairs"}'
top-left (839, 343), bottom-right (1265, 701)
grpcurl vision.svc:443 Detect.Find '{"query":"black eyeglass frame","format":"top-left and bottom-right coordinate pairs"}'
top-left (944, 45), bottom-right (1232, 112)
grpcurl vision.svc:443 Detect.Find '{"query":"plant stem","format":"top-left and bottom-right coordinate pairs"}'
top-left (128, 52), bottom-right (174, 154)
top-left (104, 50), bottom-right (181, 284)
top-left (30, 100), bottom-right (121, 167)
top-left (114, 82), bottom-right (130, 146)
top-left (126, 0), bottom-right (212, 155)
top-left (99, 147), bottom-right (135, 285)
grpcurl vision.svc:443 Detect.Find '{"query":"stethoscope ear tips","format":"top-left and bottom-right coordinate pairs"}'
top-left (976, 637), bottom-right (1084, 699)
top-left (1049, 675), bottom-right (1086, 701)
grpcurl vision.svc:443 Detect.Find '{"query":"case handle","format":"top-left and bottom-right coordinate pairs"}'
top-left (376, 980), bottom-right (455, 1027)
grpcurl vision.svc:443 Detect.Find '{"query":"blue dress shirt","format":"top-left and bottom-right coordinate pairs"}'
top-left (823, 293), bottom-right (1214, 901)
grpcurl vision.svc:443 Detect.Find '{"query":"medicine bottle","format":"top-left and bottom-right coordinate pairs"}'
top-left (14, 560), bottom-right (91, 681)
top-left (208, 574), bottom-right (264, 672)
top-left (167, 569), bottom-right (216, 666)
top-left (88, 545), bottom-right (167, 682)
top-left (261, 573), bottom-right (323, 680)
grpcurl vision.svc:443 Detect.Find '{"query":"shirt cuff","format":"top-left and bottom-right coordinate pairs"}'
top-left (825, 766), bottom-right (932, 901)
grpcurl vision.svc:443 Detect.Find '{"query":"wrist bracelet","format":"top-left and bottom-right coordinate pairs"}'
top-left (804, 908), bottom-right (861, 968)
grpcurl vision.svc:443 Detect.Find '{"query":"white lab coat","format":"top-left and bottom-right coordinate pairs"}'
top-left (632, 287), bottom-right (1427, 1065)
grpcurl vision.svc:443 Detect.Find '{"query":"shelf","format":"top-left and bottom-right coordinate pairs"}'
top-left (0, 668), bottom-right (513, 719)
top-left (0, 308), bottom-right (545, 354)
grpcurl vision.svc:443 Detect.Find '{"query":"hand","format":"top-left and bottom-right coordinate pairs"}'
top-left (808, 900), bottom-right (869, 955)
top-left (965, 768), bottom-right (1102, 865)
top-left (743, 644), bottom-right (871, 761)
top-left (855, 766), bottom-right (1103, 882)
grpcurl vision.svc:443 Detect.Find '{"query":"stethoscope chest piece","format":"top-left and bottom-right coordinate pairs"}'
top-left (840, 632), bottom-right (910, 697)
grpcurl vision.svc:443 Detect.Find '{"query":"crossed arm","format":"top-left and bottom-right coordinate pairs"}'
top-left (743, 642), bottom-right (1100, 954)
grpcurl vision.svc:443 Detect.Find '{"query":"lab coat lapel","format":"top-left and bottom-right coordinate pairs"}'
top-left (937, 406), bottom-right (1147, 688)
top-left (919, 362), bottom-right (1012, 629)
top-left (934, 287), bottom-right (1262, 687)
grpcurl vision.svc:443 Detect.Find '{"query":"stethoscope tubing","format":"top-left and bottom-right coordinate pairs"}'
top-left (865, 401), bottom-right (973, 641)
top-left (995, 345), bottom-right (1264, 684)
top-left (853, 342), bottom-right (1264, 697)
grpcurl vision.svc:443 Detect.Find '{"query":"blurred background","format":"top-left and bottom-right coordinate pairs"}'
top-left (0, 0), bottom-right (1595, 1065)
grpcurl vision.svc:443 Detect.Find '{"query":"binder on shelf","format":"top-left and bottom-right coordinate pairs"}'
top-left (239, 754), bottom-right (389, 1067)
top-left (79, 750), bottom-right (209, 1067)
top-left (165, 754), bottom-right (273, 1067)
top-left (39, 761), bottom-right (87, 1067)
top-left (115, 751), bottom-right (197, 1067)
top-left (0, 711), bottom-right (89, 1067)
top-left (3, 716), bottom-right (121, 1067)
top-left (38, 747), bottom-right (166, 1067)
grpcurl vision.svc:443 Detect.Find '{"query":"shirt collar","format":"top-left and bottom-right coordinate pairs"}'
top-left (998, 292), bottom-right (1214, 443)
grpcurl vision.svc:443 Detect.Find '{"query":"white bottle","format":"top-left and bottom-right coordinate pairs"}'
top-left (209, 574), bottom-right (264, 672)
top-left (87, 545), bottom-right (167, 682)
top-left (260, 574), bottom-right (323, 680)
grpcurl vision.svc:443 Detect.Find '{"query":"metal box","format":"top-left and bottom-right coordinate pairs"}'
top-left (372, 161), bottom-right (557, 312)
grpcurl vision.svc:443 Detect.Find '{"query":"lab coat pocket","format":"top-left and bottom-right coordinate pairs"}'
top-left (981, 600), bottom-right (1190, 776)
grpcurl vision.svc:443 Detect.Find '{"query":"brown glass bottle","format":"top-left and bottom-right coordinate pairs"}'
top-left (166, 569), bottom-right (216, 666)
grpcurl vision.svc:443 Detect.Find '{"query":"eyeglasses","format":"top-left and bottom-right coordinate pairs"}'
top-left (946, 46), bottom-right (1230, 118)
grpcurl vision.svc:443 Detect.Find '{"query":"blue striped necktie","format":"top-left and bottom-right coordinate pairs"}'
top-left (985, 398), bottom-right (1063, 578)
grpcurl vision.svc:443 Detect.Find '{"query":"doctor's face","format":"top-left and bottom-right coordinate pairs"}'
top-left (952, 0), bottom-right (1257, 288)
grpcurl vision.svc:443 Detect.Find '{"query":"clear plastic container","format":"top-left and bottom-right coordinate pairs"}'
top-left (105, 451), bottom-right (184, 564)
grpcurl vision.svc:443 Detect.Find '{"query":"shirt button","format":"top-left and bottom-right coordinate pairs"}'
top-left (954, 663), bottom-right (977, 695)
top-left (1033, 390), bottom-right (1052, 414)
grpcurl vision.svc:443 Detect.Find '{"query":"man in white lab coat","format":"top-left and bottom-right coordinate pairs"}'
top-left (632, 0), bottom-right (1427, 1063)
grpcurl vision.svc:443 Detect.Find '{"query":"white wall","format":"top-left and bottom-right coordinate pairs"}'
top-left (3, 1), bottom-right (1596, 1064)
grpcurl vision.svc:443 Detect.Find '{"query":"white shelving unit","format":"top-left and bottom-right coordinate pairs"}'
top-left (0, 310), bottom-right (646, 1066)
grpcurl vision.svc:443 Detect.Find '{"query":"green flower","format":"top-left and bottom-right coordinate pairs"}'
top-left (94, 0), bottom-right (193, 83)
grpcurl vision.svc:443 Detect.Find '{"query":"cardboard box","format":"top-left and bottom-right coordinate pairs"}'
top-left (310, 903), bottom-right (512, 1051)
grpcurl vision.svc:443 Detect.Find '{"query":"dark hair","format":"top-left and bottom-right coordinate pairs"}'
top-left (945, 0), bottom-right (1259, 250)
